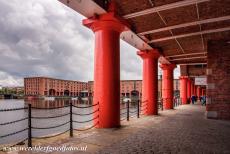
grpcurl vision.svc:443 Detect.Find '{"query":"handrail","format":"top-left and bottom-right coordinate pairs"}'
top-left (31, 121), bottom-right (70, 130)
top-left (0, 128), bottom-right (28, 138)
top-left (0, 107), bottom-right (28, 112)
top-left (73, 122), bottom-right (98, 131)
top-left (72, 102), bottom-right (99, 109)
top-left (73, 116), bottom-right (98, 123)
top-left (31, 113), bottom-right (70, 119)
top-left (72, 109), bottom-right (99, 116)
top-left (0, 117), bottom-right (28, 126)
top-left (31, 105), bottom-right (69, 110)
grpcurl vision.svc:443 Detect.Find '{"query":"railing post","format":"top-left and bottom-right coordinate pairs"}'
top-left (127, 100), bottom-right (129, 121)
top-left (70, 102), bottom-right (73, 137)
top-left (28, 104), bottom-right (32, 147)
top-left (137, 100), bottom-right (140, 118)
top-left (161, 99), bottom-right (163, 111)
top-left (173, 98), bottom-right (175, 107)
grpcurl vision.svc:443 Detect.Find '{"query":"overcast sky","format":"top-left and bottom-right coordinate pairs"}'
top-left (0, 0), bottom-right (180, 87)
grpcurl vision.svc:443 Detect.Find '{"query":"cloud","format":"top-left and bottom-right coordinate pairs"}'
top-left (0, 0), bottom-right (180, 87)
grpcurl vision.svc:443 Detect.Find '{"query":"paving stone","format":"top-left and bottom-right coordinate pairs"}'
top-left (8, 104), bottom-right (230, 154)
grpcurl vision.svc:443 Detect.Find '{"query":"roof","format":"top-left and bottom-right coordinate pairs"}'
top-left (102, 0), bottom-right (230, 65)
top-left (59, 0), bottom-right (230, 65)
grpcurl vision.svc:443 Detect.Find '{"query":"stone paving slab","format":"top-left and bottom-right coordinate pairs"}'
top-left (2, 104), bottom-right (230, 154)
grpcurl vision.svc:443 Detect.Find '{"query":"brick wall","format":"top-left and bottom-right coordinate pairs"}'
top-left (206, 40), bottom-right (230, 120)
top-left (188, 65), bottom-right (207, 76)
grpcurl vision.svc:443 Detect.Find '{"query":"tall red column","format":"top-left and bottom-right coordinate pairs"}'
top-left (180, 76), bottom-right (188, 104)
top-left (194, 85), bottom-right (197, 96)
top-left (197, 86), bottom-right (201, 98)
top-left (83, 9), bottom-right (128, 128)
top-left (191, 80), bottom-right (194, 96)
top-left (187, 79), bottom-right (191, 103)
top-left (137, 50), bottom-right (160, 115)
top-left (160, 64), bottom-right (176, 109)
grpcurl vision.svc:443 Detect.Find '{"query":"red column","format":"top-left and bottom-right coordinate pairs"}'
top-left (160, 64), bottom-right (176, 109)
top-left (194, 85), bottom-right (197, 96)
top-left (191, 80), bottom-right (194, 96)
top-left (197, 86), bottom-right (201, 98)
top-left (137, 50), bottom-right (160, 115)
top-left (83, 9), bottom-right (128, 128)
top-left (180, 76), bottom-right (188, 104)
top-left (187, 79), bottom-right (191, 103)
top-left (201, 88), bottom-right (206, 96)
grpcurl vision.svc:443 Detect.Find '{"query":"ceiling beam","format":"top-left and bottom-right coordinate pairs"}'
top-left (179, 63), bottom-right (207, 65)
top-left (149, 27), bottom-right (230, 43)
top-left (170, 56), bottom-right (207, 61)
top-left (123, 0), bottom-right (209, 19)
top-left (138, 15), bottom-right (230, 36)
top-left (166, 52), bottom-right (207, 58)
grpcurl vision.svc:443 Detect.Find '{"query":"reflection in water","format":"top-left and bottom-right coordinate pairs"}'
top-left (0, 99), bottom-right (138, 145)
top-left (25, 99), bottom-right (85, 108)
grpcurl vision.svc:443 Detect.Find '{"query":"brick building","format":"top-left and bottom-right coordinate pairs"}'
top-left (88, 79), bottom-right (180, 98)
top-left (24, 77), bottom-right (87, 96)
top-left (24, 77), bottom-right (180, 98)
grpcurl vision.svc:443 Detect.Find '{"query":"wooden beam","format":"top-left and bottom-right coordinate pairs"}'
top-left (138, 16), bottom-right (230, 36)
top-left (123, 0), bottom-right (209, 19)
top-left (166, 52), bottom-right (207, 58)
top-left (170, 56), bottom-right (207, 61)
top-left (149, 27), bottom-right (230, 43)
top-left (179, 63), bottom-right (207, 65)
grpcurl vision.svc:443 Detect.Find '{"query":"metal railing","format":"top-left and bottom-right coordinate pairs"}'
top-left (120, 101), bottom-right (138, 121)
top-left (120, 100), bottom-right (148, 121)
top-left (1, 98), bottom-right (183, 147)
top-left (0, 102), bottom-right (99, 147)
top-left (120, 98), bottom-right (182, 121)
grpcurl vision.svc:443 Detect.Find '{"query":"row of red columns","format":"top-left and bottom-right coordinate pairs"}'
top-left (179, 77), bottom-right (206, 104)
top-left (82, 4), bottom-right (198, 128)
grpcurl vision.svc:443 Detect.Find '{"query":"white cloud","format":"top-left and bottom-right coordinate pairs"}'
top-left (0, 0), bottom-right (180, 87)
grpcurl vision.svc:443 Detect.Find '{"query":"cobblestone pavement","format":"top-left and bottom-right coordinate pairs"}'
top-left (8, 104), bottom-right (230, 154)
top-left (95, 104), bottom-right (230, 154)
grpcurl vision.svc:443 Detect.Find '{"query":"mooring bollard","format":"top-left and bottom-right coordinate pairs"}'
top-left (28, 104), bottom-right (32, 147)
top-left (127, 100), bottom-right (129, 121)
top-left (70, 102), bottom-right (73, 137)
top-left (137, 100), bottom-right (140, 118)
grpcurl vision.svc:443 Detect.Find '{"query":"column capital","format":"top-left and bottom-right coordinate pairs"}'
top-left (137, 49), bottom-right (160, 59)
top-left (160, 64), bottom-right (176, 70)
top-left (83, 12), bottom-right (129, 33)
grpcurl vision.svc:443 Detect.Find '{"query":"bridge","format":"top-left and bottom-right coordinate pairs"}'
top-left (58, 0), bottom-right (229, 126)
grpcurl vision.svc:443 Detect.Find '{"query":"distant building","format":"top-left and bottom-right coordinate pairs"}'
top-left (24, 77), bottom-right (87, 96)
top-left (88, 79), bottom-right (180, 98)
top-left (24, 77), bottom-right (180, 98)
top-left (0, 86), bottom-right (24, 95)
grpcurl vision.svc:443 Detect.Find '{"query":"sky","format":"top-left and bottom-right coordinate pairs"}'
top-left (0, 0), bottom-right (180, 87)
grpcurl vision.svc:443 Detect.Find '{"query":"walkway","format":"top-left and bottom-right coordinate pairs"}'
top-left (14, 104), bottom-right (230, 154)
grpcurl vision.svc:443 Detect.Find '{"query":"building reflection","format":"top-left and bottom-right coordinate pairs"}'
top-left (24, 99), bottom-right (85, 108)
